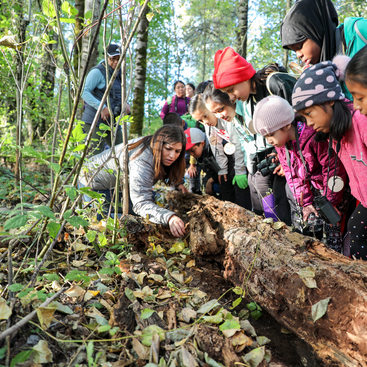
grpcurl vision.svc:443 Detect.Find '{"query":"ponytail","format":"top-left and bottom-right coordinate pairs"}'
top-left (329, 100), bottom-right (352, 141)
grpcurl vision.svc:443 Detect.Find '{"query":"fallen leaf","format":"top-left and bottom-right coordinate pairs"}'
top-left (84, 290), bottom-right (99, 302)
top-left (179, 308), bottom-right (197, 323)
top-left (148, 274), bottom-right (164, 283)
top-left (37, 305), bottom-right (57, 329)
top-left (132, 338), bottom-right (149, 360)
top-left (197, 299), bottom-right (220, 314)
top-left (311, 297), bottom-right (331, 322)
top-left (141, 325), bottom-right (165, 347)
top-left (298, 267), bottom-right (317, 289)
top-left (242, 346), bottom-right (265, 367)
top-left (0, 297), bottom-right (12, 320)
top-left (65, 285), bottom-right (85, 300)
top-left (32, 340), bottom-right (53, 363)
top-left (186, 259), bottom-right (195, 268)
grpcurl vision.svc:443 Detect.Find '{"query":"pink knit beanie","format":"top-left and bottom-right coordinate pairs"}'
top-left (253, 95), bottom-right (295, 136)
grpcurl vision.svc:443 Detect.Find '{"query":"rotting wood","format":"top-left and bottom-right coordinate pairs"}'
top-left (160, 192), bottom-right (367, 367)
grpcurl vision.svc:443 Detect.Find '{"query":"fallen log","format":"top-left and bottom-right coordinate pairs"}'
top-left (164, 192), bottom-right (367, 367)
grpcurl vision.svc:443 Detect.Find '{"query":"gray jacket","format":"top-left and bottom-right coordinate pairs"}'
top-left (80, 139), bottom-right (176, 225)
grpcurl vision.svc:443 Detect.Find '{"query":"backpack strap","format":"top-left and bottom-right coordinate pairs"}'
top-left (354, 20), bottom-right (367, 44)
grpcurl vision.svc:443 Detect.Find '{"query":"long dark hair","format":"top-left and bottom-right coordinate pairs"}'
top-left (173, 80), bottom-right (185, 89)
top-left (202, 82), bottom-right (235, 108)
top-left (188, 94), bottom-right (206, 115)
top-left (314, 100), bottom-right (352, 142)
top-left (345, 45), bottom-right (367, 86)
top-left (128, 125), bottom-right (186, 184)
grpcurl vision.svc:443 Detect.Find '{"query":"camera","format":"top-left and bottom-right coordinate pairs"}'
top-left (113, 104), bottom-right (121, 117)
top-left (313, 195), bottom-right (341, 225)
top-left (256, 156), bottom-right (279, 176)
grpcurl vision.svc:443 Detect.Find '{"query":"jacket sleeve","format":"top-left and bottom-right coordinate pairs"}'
top-left (160, 100), bottom-right (169, 120)
top-left (312, 140), bottom-right (347, 206)
top-left (205, 125), bottom-right (228, 175)
top-left (82, 68), bottom-right (106, 111)
top-left (277, 147), bottom-right (314, 207)
top-left (129, 151), bottom-right (175, 225)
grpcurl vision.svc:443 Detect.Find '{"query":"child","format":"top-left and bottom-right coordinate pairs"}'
top-left (184, 128), bottom-right (222, 198)
top-left (281, 0), bottom-right (367, 65)
top-left (189, 93), bottom-right (251, 208)
top-left (163, 112), bottom-right (187, 129)
top-left (292, 56), bottom-right (367, 260)
top-left (253, 95), bottom-right (347, 250)
top-left (345, 45), bottom-right (367, 116)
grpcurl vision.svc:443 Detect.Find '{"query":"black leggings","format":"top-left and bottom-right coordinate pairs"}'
top-left (348, 202), bottom-right (367, 260)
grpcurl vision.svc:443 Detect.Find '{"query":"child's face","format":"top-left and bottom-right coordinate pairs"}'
top-left (265, 126), bottom-right (291, 148)
top-left (186, 85), bottom-right (195, 98)
top-left (345, 79), bottom-right (367, 116)
top-left (288, 38), bottom-right (321, 67)
top-left (189, 142), bottom-right (205, 159)
top-left (221, 80), bottom-right (252, 102)
top-left (298, 102), bottom-right (334, 133)
top-left (192, 109), bottom-right (217, 126)
top-left (205, 99), bottom-right (236, 122)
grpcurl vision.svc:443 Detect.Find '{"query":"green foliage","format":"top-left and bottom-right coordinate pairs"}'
top-left (10, 350), bottom-right (33, 367)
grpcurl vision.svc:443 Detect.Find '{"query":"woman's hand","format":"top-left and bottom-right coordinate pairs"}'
top-left (302, 204), bottom-right (318, 221)
top-left (205, 177), bottom-right (214, 194)
top-left (101, 106), bottom-right (110, 120)
top-left (177, 184), bottom-right (189, 194)
top-left (187, 164), bottom-right (197, 178)
top-left (168, 215), bottom-right (186, 237)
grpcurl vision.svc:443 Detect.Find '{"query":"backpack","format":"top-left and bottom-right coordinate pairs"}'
top-left (340, 17), bottom-right (367, 58)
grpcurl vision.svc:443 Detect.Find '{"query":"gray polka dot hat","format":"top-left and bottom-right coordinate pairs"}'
top-left (292, 61), bottom-right (345, 112)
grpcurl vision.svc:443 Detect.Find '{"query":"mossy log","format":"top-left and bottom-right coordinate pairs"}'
top-left (163, 192), bottom-right (367, 367)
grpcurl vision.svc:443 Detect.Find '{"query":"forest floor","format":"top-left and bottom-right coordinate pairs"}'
top-left (0, 165), bottom-right (316, 367)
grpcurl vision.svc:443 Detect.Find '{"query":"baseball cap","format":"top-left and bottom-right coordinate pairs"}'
top-left (107, 44), bottom-right (121, 57)
top-left (184, 128), bottom-right (206, 151)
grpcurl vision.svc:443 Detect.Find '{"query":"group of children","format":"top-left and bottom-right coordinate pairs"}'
top-left (80, 0), bottom-right (367, 261)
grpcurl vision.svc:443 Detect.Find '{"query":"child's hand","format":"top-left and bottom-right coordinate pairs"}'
top-left (218, 174), bottom-right (227, 183)
top-left (273, 164), bottom-right (285, 176)
top-left (168, 215), bottom-right (186, 237)
top-left (205, 177), bottom-right (214, 194)
top-left (187, 164), bottom-right (197, 178)
top-left (303, 205), bottom-right (318, 221)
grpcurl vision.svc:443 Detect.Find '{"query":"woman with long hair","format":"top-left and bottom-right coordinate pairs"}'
top-left (80, 125), bottom-right (187, 237)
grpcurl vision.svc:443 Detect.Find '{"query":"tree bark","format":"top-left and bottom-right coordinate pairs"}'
top-left (160, 192), bottom-right (367, 367)
top-left (237, 0), bottom-right (249, 58)
top-left (130, 3), bottom-right (150, 136)
top-left (80, 0), bottom-right (101, 79)
top-left (282, 0), bottom-right (292, 69)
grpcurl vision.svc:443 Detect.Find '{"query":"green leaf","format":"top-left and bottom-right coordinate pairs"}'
top-left (60, 17), bottom-right (76, 24)
top-left (79, 187), bottom-right (103, 199)
top-left (125, 287), bottom-right (135, 302)
top-left (65, 269), bottom-right (90, 283)
top-left (98, 233), bottom-right (108, 247)
top-left (10, 350), bottom-right (33, 367)
top-left (8, 283), bottom-right (24, 292)
top-left (71, 123), bottom-right (86, 143)
top-left (34, 205), bottom-right (55, 219)
top-left (202, 313), bottom-right (223, 324)
top-left (86, 230), bottom-right (97, 243)
top-left (98, 123), bottom-right (111, 131)
top-left (61, 1), bottom-right (76, 15)
top-left (97, 324), bottom-right (111, 333)
top-left (73, 144), bottom-right (86, 152)
top-left (4, 214), bottom-right (28, 230)
top-left (311, 297), bottom-right (331, 322)
top-left (141, 308), bottom-right (155, 320)
top-left (43, 273), bottom-right (60, 281)
top-left (197, 299), bottom-right (220, 314)
top-left (242, 346), bottom-right (265, 367)
top-left (49, 162), bottom-right (61, 173)
top-left (219, 319), bottom-right (240, 331)
top-left (84, 10), bottom-right (93, 20)
top-left (141, 325), bottom-right (165, 346)
top-left (0, 346), bottom-right (7, 359)
top-left (232, 286), bottom-right (244, 296)
top-left (53, 301), bottom-right (73, 315)
top-left (64, 186), bottom-right (77, 201)
top-left (67, 215), bottom-right (89, 228)
top-left (231, 297), bottom-right (242, 309)
top-left (47, 221), bottom-right (61, 239)
top-left (42, 0), bottom-right (56, 17)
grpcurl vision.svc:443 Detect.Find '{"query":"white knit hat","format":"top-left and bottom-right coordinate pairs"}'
top-left (253, 95), bottom-right (295, 136)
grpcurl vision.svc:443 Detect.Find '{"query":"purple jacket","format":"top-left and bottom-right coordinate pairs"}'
top-left (160, 95), bottom-right (190, 119)
top-left (333, 103), bottom-right (367, 207)
top-left (276, 122), bottom-right (347, 207)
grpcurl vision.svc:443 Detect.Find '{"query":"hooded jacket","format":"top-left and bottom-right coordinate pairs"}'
top-left (276, 122), bottom-right (346, 207)
top-left (333, 105), bottom-right (367, 208)
top-left (79, 139), bottom-right (176, 225)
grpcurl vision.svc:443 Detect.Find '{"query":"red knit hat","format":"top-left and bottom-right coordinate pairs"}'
top-left (213, 47), bottom-right (256, 89)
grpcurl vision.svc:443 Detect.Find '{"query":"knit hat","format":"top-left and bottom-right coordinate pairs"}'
top-left (292, 60), bottom-right (345, 112)
top-left (253, 95), bottom-right (295, 136)
top-left (184, 128), bottom-right (206, 150)
top-left (107, 44), bottom-right (121, 57)
top-left (213, 47), bottom-right (256, 89)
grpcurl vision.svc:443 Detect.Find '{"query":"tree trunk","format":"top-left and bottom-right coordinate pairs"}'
top-left (237, 0), bottom-right (249, 58)
top-left (159, 192), bottom-right (367, 367)
top-left (130, 3), bottom-right (150, 136)
top-left (73, 0), bottom-right (85, 80)
top-left (80, 0), bottom-right (101, 79)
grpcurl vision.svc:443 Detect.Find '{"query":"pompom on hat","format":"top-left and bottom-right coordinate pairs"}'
top-left (253, 95), bottom-right (295, 136)
top-left (292, 57), bottom-right (349, 112)
top-left (213, 47), bottom-right (256, 89)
